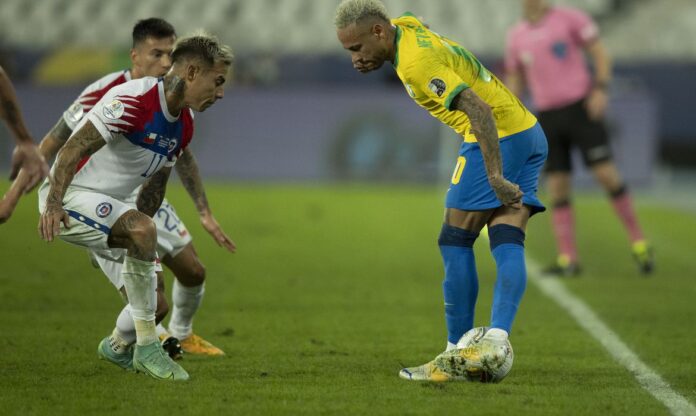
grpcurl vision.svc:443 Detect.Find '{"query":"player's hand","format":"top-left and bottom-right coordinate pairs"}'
top-left (39, 203), bottom-right (70, 242)
top-left (10, 141), bottom-right (49, 193)
top-left (490, 176), bottom-right (523, 209)
top-left (585, 88), bottom-right (608, 121)
top-left (0, 188), bottom-right (21, 224)
top-left (200, 211), bottom-right (236, 253)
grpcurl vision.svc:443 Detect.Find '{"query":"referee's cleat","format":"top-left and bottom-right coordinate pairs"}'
top-left (542, 255), bottom-right (581, 277)
top-left (97, 337), bottom-right (134, 371)
top-left (399, 347), bottom-right (483, 382)
top-left (632, 240), bottom-right (654, 275)
top-left (133, 341), bottom-right (189, 381)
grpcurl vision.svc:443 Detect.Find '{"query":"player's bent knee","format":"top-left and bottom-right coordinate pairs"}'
top-left (438, 223), bottom-right (479, 248)
top-left (488, 224), bottom-right (526, 250)
top-left (124, 214), bottom-right (157, 249)
top-left (178, 261), bottom-right (206, 286)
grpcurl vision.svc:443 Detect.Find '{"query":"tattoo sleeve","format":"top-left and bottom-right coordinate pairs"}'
top-left (39, 118), bottom-right (74, 162)
top-left (137, 167), bottom-right (171, 217)
top-left (452, 89), bottom-right (503, 181)
top-left (46, 120), bottom-right (106, 208)
top-left (0, 67), bottom-right (33, 143)
top-left (175, 148), bottom-right (210, 215)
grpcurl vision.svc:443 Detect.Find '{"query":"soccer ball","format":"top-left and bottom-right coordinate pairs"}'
top-left (456, 326), bottom-right (514, 383)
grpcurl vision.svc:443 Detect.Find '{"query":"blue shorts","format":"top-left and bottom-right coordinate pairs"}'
top-left (445, 123), bottom-right (548, 216)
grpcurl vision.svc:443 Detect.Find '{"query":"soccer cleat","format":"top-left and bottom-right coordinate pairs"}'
top-left (631, 240), bottom-right (654, 275)
top-left (179, 334), bottom-right (225, 356)
top-left (542, 254), bottom-right (581, 277)
top-left (132, 341), bottom-right (189, 381)
top-left (159, 334), bottom-right (184, 360)
top-left (97, 337), bottom-right (134, 371)
top-left (398, 347), bottom-right (483, 382)
top-left (478, 334), bottom-right (510, 373)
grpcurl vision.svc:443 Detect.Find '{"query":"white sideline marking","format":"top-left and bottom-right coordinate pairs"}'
top-left (526, 259), bottom-right (696, 416)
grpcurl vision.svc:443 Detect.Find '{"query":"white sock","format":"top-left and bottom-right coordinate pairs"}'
top-left (115, 304), bottom-right (137, 345)
top-left (486, 328), bottom-right (509, 340)
top-left (121, 256), bottom-right (158, 346)
top-left (168, 280), bottom-right (205, 340)
top-left (108, 328), bottom-right (133, 354)
top-left (156, 323), bottom-right (170, 339)
top-left (446, 341), bottom-right (457, 352)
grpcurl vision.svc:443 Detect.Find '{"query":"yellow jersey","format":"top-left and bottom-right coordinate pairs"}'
top-left (391, 13), bottom-right (537, 143)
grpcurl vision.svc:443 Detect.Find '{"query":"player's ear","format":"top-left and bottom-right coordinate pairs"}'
top-left (372, 23), bottom-right (384, 39)
top-left (186, 64), bottom-right (200, 82)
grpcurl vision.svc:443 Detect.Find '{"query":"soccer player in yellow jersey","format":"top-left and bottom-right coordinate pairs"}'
top-left (336, 0), bottom-right (549, 382)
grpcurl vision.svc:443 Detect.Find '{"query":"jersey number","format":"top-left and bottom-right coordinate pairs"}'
top-left (451, 156), bottom-right (466, 185)
top-left (157, 203), bottom-right (182, 232)
top-left (141, 154), bottom-right (166, 178)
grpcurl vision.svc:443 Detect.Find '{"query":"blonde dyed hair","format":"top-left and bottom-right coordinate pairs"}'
top-left (172, 30), bottom-right (234, 67)
top-left (335, 0), bottom-right (390, 29)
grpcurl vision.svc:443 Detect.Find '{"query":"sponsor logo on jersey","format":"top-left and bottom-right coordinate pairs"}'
top-left (103, 100), bottom-right (125, 119)
top-left (428, 78), bottom-right (447, 97)
top-left (96, 202), bottom-right (113, 218)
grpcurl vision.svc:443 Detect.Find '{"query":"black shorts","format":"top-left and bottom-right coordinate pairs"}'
top-left (537, 99), bottom-right (612, 173)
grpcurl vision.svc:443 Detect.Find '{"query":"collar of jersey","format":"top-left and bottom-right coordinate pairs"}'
top-left (157, 78), bottom-right (179, 122)
top-left (392, 24), bottom-right (402, 69)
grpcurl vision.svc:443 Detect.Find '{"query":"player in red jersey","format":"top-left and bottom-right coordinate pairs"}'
top-left (39, 32), bottom-right (232, 380)
top-left (8, 19), bottom-right (233, 358)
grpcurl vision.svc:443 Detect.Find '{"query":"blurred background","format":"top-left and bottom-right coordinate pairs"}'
top-left (0, 0), bottom-right (694, 191)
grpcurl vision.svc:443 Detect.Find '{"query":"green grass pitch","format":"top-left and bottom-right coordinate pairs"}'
top-left (1, 183), bottom-right (694, 415)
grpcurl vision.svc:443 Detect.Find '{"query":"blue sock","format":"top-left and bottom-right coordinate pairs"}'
top-left (489, 224), bottom-right (527, 334)
top-left (438, 224), bottom-right (479, 344)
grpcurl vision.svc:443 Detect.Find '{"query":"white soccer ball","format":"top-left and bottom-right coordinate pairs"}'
top-left (456, 326), bottom-right (514, 383)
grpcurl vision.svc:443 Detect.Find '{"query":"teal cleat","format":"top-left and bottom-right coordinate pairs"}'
top-left (132, 341), bottom-right (189, 381)
top-left (97, 337), bottom-right (134, 371)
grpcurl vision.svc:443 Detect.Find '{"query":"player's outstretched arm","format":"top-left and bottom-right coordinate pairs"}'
top-left (0, 66), bottom-right (49, 191)
top-left (452, 89), bottom-right (522, 209)
top-left (39, 121), bottom-right (106, 241)
top-left (175, 148), bottom-right (236, 252)
top-left (1, 118), bottom-right (74, 224)
top-left (137, 167), bottom-right (172, 218)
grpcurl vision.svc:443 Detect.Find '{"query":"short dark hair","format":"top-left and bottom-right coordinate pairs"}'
top-left (171, 31), bottom-right (234, 68)
top-left (132, 18), bottom-right (176, 48)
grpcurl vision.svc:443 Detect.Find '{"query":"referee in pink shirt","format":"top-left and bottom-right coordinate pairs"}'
top-left (504, 0), bottom-right (653, 276)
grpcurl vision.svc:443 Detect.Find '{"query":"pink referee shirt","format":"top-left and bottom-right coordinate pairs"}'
top-left (505, 6), bottom-right (599, 111)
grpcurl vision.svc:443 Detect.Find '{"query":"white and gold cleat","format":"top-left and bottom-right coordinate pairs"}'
top-left (399, 346), bottom-right (483, 382)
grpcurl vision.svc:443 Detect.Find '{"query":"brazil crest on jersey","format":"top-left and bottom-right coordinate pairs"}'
top-left (391, 13), bottom-right (537, 143)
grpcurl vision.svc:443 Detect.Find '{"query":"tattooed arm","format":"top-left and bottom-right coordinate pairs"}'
top-left (39, 117), bottom-right (74, 162)
top-left (0, 66), bottom-right (49, 190)
top-left (176, 148), bottom-right (208, 215)
top-left (175, 148), bottom-right (236, 252)
top-left (137, 167), bottom-right (171, 218)
top-left (451, 89), bottom-right (523, 208)
top-left (38, 120), bottom-right (106, 241)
